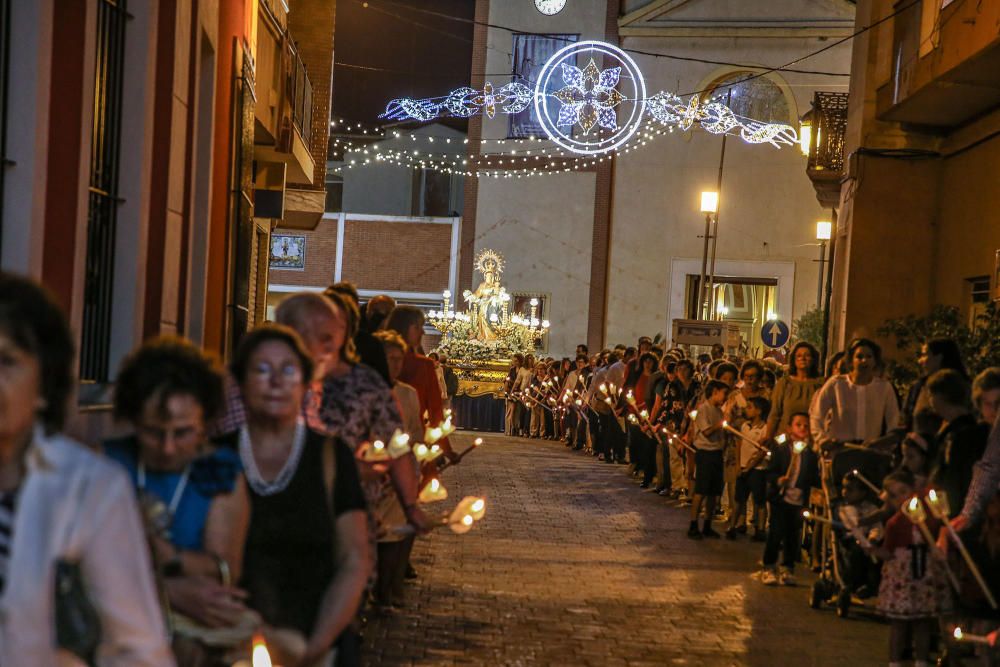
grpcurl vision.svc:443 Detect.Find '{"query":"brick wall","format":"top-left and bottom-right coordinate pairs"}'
top-left (287, 0), bottom-right (335, 188)
top-left (341, 220), bottom-right (451, 292)
top-left (268, 216), bottom-right (338, 287)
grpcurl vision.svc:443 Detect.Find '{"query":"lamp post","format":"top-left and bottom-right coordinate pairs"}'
top-left (698, 191), bottom-right (718, 320)
top-left (815, 221), bottom-right (832, 307)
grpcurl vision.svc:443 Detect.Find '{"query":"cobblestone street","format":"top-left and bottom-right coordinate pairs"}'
top-left (364, 432), bottom-right (887, 666)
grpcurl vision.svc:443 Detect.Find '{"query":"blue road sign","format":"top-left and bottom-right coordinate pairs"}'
top-left (760, 319), bottom-right (790, 349)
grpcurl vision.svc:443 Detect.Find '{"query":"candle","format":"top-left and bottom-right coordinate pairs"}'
top-left (252, 636), bottom-right (273, 667)
top-left (901, 496), bottom-right (961, 591)
top-left (774, 434), bottom-right (787, 444)
top-left (926, 489), bottom-right (998, 610)
top-left (850, 469), bottom-right (882, 496)
top-left (953, 627), bottom-right (992, 645)
top-left (361, 440), bottom-right (391, 462)
top-left (722, 423), bottom-right (768, 452)
top-left (419, 478), bottom-right (448, 503)
top-left (688, 409), bottom-right (698, 420)
top-left (388, 431), bottom-right (412, 459)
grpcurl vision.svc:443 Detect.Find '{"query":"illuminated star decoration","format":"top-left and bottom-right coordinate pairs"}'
top-left (379, 40), bottom-right (798, 153)
top-left (552, 59), bottom-right (625, 135)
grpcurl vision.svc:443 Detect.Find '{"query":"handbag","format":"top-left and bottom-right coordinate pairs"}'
top-left (54, 558), bottom-right (101, 665)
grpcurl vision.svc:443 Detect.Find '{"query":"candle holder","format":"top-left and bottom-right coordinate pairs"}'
top-left (418, 478), bottom-right (448, 503)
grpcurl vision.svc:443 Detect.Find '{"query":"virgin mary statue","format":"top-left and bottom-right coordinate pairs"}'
top-left (464, 249), bottom-right (507, 341)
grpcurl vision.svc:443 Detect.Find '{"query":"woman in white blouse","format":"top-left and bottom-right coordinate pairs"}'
top-left (810, 338), bottom-right (901, 449)
top-left (0, 273), bottom-right (172, 666)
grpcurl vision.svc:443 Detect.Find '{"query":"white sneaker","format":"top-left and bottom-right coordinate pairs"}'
top-left (778, 568), bottom-right (796, 586)
top-left (760, 569), bottom-right (778, 586)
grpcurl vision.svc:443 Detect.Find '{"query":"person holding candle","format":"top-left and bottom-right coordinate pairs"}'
top-left (727, 396), bottom-right (770, 540)
top-left (104, 338), bottom-right (252, 649)
top-left (765, 342), bottom-right (823, 441)
top-left (809, 338), bottom-right (901, 451)
top-left (625, 352), bottom-right (658, 488)
top-left (504, 355), bottom-right (524, 436)
top-left (0, 273), bottom-right (172, 665)
top-left (928, 369), bottom-right (989, 518)
top-left (659, 359), bottom-right (701, 501)
top-left (759, 413), bottom-right (819, 585)
top-left (722, 360), bottom-right (765, 527)
top-left (222, 324), bottom-right (371, 666)
top-left (869, 469), bottom-right (950, 667)
top-left (687, 380), bottom-right (730, 539)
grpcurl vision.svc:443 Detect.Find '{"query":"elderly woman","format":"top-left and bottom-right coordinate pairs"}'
top-left (765, 342), bottom-right (824, 441)
top-left (276, 291), bottom-right (402, 449)
top-left (105, 338), bottom-right (251, 651)
top-left (219, 324), bottom-right (369, 666)
top-left (0, 272), bottom-right (171, 665)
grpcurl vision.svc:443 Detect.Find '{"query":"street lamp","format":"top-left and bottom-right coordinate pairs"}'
top-left (698, 191), bottom-right (718, 320)
top-left (815, 221), bottom-right (832, 307)
top-left (799, 107), bottom-right (815, 157)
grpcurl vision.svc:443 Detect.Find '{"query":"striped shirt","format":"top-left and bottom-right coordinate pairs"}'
top-left (0, 488), bottom-right (18, 594)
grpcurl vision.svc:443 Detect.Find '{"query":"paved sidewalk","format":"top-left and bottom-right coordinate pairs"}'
top-left (363, 432), bottom-right (887, 666)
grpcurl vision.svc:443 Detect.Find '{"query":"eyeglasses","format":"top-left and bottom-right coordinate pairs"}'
top-left (250, 362), bottom-right (303, 382)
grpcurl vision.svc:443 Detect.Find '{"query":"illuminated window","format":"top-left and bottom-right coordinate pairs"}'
top-left (708, 72), bottom-right (791, 126)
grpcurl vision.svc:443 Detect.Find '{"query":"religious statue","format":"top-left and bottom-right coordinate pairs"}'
top-left (464, 249), bottom-right (508, 341)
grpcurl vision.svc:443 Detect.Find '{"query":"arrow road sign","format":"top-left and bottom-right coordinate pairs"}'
top-left (761, 319), bottom-right (789, 349)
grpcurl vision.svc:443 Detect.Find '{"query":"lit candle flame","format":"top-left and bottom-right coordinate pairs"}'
top-left (688, 410), bottom-right (698, 420)
top-left (474, 437), bottom-right (483, 447)
top-left (419, 478), bottom-right (448, 503)
top-left (775, 434), bottom-right (787, 444)
top-left (252, 637), bottom-right (273, 667)
top-left (954, 627), bottom-right (964, 640)
top-left (793, 441), bottom-right (807, 454)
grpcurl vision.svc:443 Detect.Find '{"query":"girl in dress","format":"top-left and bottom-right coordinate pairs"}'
top-left (872, 469), bottom-right (951, 667)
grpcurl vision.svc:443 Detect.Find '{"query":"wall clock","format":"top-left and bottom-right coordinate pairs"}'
top-left (535, 0), bottom-right (567, 16)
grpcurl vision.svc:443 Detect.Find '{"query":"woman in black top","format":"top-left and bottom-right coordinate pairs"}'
top-left (224, 324), bottom-right (369, 667)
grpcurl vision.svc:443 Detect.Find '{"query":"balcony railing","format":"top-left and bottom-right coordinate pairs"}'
top-left (807, 91), bottom-right (849, 174)
top-left (288, 42), bottom-right (312, 147)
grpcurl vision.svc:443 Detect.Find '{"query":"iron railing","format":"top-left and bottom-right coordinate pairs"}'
top-left (289, 43), bottom-right (312, 147)
top-left (80, 0), bottom-right (127, 382)
top-left (807, 91), bottom-right (849, 174)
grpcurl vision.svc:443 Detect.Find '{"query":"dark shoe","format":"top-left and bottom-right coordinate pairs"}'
top-left (702, 527), bottom-right (721, 539)
top-left (687, 523), bottom-right (703, 540)
top-left (736, 525), bottom-right (748, 534)
top-left (639, 482), bottom-right (650, 489)
top-left (657, 487), bottom-right (671, 497)
top-left (724, 528), bottom-right (738, 540)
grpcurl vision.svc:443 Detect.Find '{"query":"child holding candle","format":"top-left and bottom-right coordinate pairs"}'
top-left (759, 413), bottom-right (819, 585)
top-left (687, 380), bottom-right (730, 539)
top-left (726, 396), bottom-right (770, 540)
top-left (870, 469), bottom-right (951, 667)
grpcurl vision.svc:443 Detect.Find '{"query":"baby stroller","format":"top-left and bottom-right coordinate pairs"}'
top-left (808, 447), bottom-right (892, 618)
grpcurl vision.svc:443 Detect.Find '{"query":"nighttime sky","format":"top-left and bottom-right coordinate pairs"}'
top-left (332, 0), bottom-right (475, 126)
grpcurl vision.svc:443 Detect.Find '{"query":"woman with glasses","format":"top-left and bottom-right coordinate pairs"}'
top-left (219, 324), bottom-right (369, 666)
top-left (104, 338), bottom-right (251, 645)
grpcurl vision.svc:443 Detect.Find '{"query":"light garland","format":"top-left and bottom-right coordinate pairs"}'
top-left (381, 40), bottom-right (797, 155)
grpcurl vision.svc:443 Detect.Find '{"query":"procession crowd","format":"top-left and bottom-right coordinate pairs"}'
top-left (503, 337), bottom-right (1000, 666)
top-left (0, 272), bottom-right (462, 666)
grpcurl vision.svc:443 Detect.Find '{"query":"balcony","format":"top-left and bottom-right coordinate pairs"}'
top-left (877, 0), bottom-right (1000, 128)
top-left (804, 91), bottom-right (849, 209)
top-left (254, 10), bottom-right (315, 187)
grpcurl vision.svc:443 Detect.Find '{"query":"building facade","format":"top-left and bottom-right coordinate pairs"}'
top-left (827, 0), bottom-right (1000, 350)
top-left (459, 0), bottom-right (854, 356)
top-left (0, 0), bottom-right (335, 436)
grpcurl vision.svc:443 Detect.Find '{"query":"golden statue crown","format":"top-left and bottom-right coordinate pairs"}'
top-left (474, 248), bottom-right (505, 276)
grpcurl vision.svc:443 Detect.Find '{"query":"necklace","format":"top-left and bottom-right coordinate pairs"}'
top-left (239, 419), bottom-right (306, 496)
top-left (137, 460), bottom-right (192, 527)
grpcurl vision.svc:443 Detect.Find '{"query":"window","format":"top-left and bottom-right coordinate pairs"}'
top-left (324, 172), bottom-right (343, 212)
top-left (508, 33), bottom-right (577, 139)
top-left (80, 0), bottom-right (127, 382)
top-left (708, 71), bottom-right (791, 126)
top-left (417, 169), bottom-right (452, 217)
